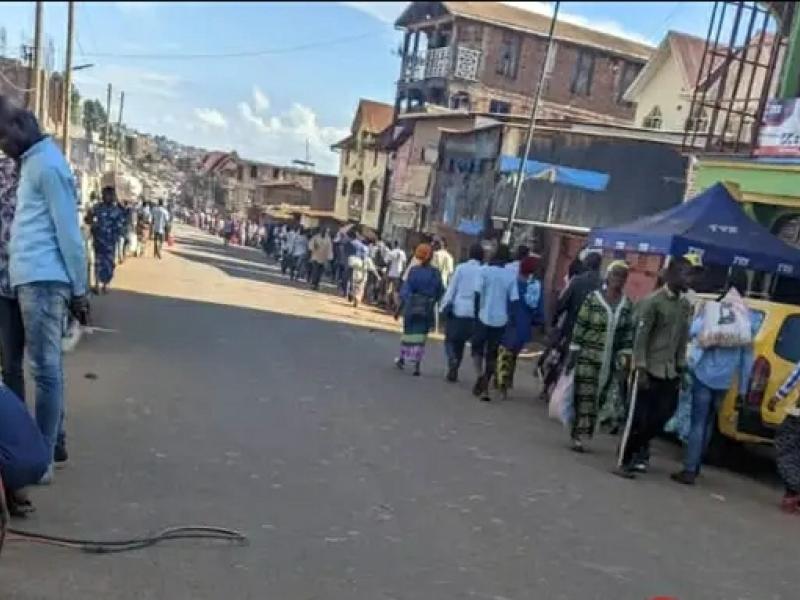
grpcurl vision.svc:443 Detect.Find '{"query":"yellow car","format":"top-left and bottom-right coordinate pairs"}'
top-left (715, 298), bottom-right (800, 451)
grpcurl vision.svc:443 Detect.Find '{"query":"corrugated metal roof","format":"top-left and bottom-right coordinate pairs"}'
top-left (356, 99), bottom-right (394, 134)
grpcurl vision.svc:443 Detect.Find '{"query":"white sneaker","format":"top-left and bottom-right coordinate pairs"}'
top-left (38, 463), bottom-right (54, 485)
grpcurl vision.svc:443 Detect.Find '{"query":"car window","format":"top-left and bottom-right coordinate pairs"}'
top-left (749, 309), bottom-right (766, 334)
top-left (775, 314), bottom-right (800, 364)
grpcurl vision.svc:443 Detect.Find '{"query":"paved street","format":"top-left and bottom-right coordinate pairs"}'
top-left (3, 225), bottom-right (797, 600)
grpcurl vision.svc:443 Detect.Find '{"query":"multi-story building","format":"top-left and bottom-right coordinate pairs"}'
top-left (331, 99), bottom-right (394, 228)
top-left (197, 151), bottom-right (314, 217)
top-left (393, 1), bottom-right (653, 124)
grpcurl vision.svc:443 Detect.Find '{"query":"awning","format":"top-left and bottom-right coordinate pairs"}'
top-left (499, 155), bottom-right (610, 192)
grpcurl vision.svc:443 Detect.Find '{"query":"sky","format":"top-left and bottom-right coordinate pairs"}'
top-left (0, 1), bottom-right (717, 173)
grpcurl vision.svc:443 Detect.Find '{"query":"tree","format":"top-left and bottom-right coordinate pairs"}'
top-left (82, 99), bottom-right (107, 138)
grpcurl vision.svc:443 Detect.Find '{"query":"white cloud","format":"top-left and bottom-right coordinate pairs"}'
top-left (340, 1), bottom-right (655, 46)
top-left (194, 108), bottom-right (228, 129)
top-left (228, 95), bottom-right (348, 172)
top-left (252, 86), bottom-right (270, 113)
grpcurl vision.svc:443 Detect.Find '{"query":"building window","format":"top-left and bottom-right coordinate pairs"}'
top-left (341, 177), bottom-right (348, 196)
top-left (617, 60), bottom-right (640, 104)
top-left (373, 148), bottom-right (378, 167)
top-left (543, 41), bottom-right (558, 83)
top-left (496, 32), bottom-right (521, 79)
top-left (250, 165), bottom-right (258, 179)
top-left (571, 49), bottom-right (595, 96)
top-left (450, 92), bottom-right (470, 111)
top-left (345, 149), bottom-right (351, 165)
top-left (642, 106), bottom-right (663, 129)
top-left (237, 165), bottom-right (244, 181)
top-left (685, 106), bottom-right (708, 131)
top-left (367, 180), bottom-right (380, 212)
top-left (460, 23), bottom-right (483, 44)
top-left (489, 99), bottom-right (511, 114)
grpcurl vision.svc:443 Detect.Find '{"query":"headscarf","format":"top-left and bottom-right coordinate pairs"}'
top-left (414, 243), bottom-right (432, 263)
top-left (520, 254), bottom-right (541, 277)
top-left (605, 259), bottom-right (629, 278)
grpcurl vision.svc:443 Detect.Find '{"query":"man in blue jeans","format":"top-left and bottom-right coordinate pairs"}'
top-left (0, 98), bottom-right (88, 483)
top-left (670, 300), bottom-right (754, 485)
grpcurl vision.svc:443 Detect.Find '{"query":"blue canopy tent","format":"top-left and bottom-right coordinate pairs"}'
top-left (589, 183), bottom-right (800, 279)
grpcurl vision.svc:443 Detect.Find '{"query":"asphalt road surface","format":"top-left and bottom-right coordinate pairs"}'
top-left (3, 225), bottom-right (796, 600)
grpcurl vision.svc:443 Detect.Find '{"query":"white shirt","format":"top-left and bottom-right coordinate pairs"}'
top-left (152, 206), bottom-right (170, 234)
top-left (387, 248), bottom-right (407, 279)
top-left (291, 234), bottom-right (309, 257)
top-left (431, 249), bottom-right (455, 286)
top-left (441, 259), bottom-right (483, 319)
top-left (478, 264), bottom-right (519, 327)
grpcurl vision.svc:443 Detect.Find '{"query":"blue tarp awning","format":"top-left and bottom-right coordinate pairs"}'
top-left (589, 183), bottom-right (800, 278)
top-left (499, 155), bottom-right (610, 192)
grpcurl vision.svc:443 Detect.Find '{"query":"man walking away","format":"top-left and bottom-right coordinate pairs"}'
top-left (151, 200), bottom-right (170, 259)
top-left (385, 241), bottom-right (407, 310)
top-left (431, 238), bottom-right (455, 288)
top-left (505, 245), bottom-right (531, 277)
top-left (87, 186), bottom-right (125, 293)
top-left (616, 256), bottom-right (692, 478)
top-left (309, 228), bottom-right (332, 290)
top-left (472, 244), bottom-right (519, 402)
top-left (0, 155), bottom-right (25, 402)
top-left (441, 243), bottom-right (484, 382)
top-left (289, 227), bottom-right (309, 281)
top-left (0, 99), bottom-right (88, 480)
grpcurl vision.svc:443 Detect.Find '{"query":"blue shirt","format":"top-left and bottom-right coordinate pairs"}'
top-left (688, 313), bottom-right (754, 393)
top-left (10, 138), bottom-right (87, 296)
top-left (478, 264), bottom-right (519, 328)
top-left (441, 259), bottom-right (483, 319)
top-left (351, 239), bottom-right (369, 260)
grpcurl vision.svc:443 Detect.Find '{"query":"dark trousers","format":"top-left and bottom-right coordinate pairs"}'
top-left (444, 316), bottom-right (474, 371)
top-left (310, 261), bottom-right (325, 289)
top-left (0, 295), bottom-right (25, 402)
top-left (471, 322), bottom-right (504, 381)
top-left (620, 375), bottom-right (680, 466)
top-left (154, 232), bottom-right (164, 259)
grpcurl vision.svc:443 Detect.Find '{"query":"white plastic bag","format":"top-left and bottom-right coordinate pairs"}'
top-left (548, 368), bottom-right (575, 426)
top-left (697, 287), bottom-right (752, 348)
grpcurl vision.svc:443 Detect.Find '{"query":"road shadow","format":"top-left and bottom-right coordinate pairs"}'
top-left (169, 230), bottom-right (781, 488)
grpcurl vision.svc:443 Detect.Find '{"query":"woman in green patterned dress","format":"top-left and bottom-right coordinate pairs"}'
top-left (568, 260), bottom-right (634, 452)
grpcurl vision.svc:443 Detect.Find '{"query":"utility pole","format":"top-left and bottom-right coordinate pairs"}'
top-left (30, 1), bottom-right (44, 118)
top-left (61, 0), bottom-right (75, 160)
top-left (113, 91), bottom-right (125, 174)
top-left (501, 0), bottom-right (560, 246)
top-left (104, 83), bottom-right (112, 167)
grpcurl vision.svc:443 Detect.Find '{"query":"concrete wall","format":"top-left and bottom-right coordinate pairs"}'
top-left (334, 138), bottom-right (389, 228)
top-left (631, 51), bottom-right (688, 130)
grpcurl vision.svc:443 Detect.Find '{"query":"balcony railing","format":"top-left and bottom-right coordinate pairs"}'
top-left (402, 46), bottom-right (481, 83)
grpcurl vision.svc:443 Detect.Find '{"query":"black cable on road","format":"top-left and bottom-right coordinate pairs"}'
top-left (2, 523), bottom-right (248, 556)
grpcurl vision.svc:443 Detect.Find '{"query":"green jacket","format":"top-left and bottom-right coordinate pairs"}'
top-left (633, 286), bottom-right (691, 380)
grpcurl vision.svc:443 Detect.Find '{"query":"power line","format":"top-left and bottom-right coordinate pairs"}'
top-left (78, 31), bottom-right (382, 60)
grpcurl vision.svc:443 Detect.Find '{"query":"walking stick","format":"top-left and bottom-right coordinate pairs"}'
top-left (616, 369), bottom-right (639, 468)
